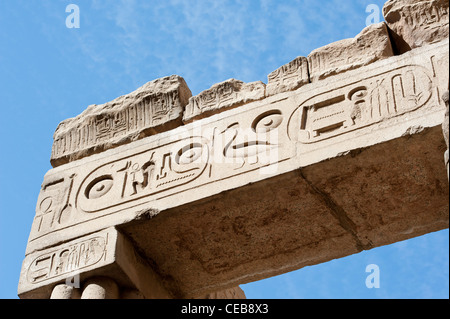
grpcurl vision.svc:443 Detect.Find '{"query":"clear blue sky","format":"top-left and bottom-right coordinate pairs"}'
top-left (0, 0), bottom-right (448, 299)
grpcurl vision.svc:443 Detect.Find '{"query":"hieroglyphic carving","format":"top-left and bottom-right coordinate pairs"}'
top-left (29, 96), bottom-right (297, 247)
top-left (27, 234), bottom-right (107, 284)
top-left (204, 99), bottom-right (295, 180)
top-left (289, 64), bottom-right (434, 143)
top-left (51, 75), bottom-right (192, 167)
top-left (31, 173), bottom-right (75, 237)
top-left (183, 79), bottom-right (266, 123)
top-left (76, 137), bottom-right (209, 213)
top-left (26, 40), bottom-right (449, 254)
top-left (266, 56), bottom-right (309, 96)
top-left (53, 91), bottom-right (183, 154)
top-left (383, 0), bottom-right (449, 51)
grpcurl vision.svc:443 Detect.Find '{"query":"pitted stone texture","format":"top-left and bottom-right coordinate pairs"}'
top-left (121, 127), bottom-right (448, 298)
top-left (183, 79), bottom-right (265, 123)
top-left (81, 277), bottom-right (119, 299)
top-left (18, 227), bottom-right (172, 299)
top-left (50, 284), bottom-right (80, 299)
top-left (307, 22), bottom-right (394, 82)
top-left (51, 75), bottom-right (192, 167)
top-left (266, 56), bottom-right (309, 96)
top-left (383, 0), bottom-right (449, 54)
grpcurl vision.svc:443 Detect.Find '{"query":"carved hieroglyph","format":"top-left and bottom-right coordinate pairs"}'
top-left (307, 22), bottom-right (394, 82)
top-left (24, 231), bottom-right (109, 287)
top-left (183, 79), bottom-right (266, 123)
top-left (383, 0), bottom-right (449, 52)
top-left (266, 56), bottom-right (309, 96)
top-left (290, 62), bottom-right (434, 144)
top-left (18, 227), bottom-right (172, 299)
top-left (24, 40), bottom-right (449, 256)
top-left (50, 75), bottom-right (192, 167)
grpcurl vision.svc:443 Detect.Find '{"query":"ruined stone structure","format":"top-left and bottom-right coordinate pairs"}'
top-left (19, 0), bottom-right (449, 299)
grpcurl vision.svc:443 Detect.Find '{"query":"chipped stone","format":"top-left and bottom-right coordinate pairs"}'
top-left (383, 0), bottom-right (449, 53)
top-left (183, 79), bottom-right (265, 123)
top-left (266, 56), bottom-right (309, 96)
top-left (307, 22), bottom-right (394, 82)
top-left (51, 75), bottom-right (192, 167)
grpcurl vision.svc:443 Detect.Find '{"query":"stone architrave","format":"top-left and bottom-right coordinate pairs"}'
top-left (51, 75), bottom-right (192, 167)
top-left (20, 39), bottom-right (449, 298)
top-left (383, 0), bottom-right (449, 53)
top-left (307, 22), bottom-right (394, 82)
top-left (183, 79), bottom-right (266, 123)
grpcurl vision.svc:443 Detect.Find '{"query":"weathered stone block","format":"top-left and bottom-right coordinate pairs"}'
top-left (18, 227), bottom-right (171, 299)
top-left (183, 79), bottom-right (266, 123)
top-left (383, 0), bottom-right (449, 53)
top-left (21, 40), bottom-right (449, 298)
top-left (266, 56), bottom-right (309, 96)
top-left (50, 75), bottom-right (192, 167)
top-left (307, 22), bottom-right (394, 82)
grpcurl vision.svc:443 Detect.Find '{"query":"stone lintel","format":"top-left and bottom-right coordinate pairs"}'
top-left (120, 125), bottom-right (448, 297)
top-left (21, 39), bottom-right (449, 298)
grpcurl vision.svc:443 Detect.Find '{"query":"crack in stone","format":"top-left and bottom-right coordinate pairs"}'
top-left (298, 169), bottom-right (373, 251)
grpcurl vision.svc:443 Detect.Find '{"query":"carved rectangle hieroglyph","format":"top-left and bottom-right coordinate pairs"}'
top-left (50, 75), bottom-right (192, 167)
top-left (25, 40), bottom-right (449, 254)
top-left (19, 227), bottom-right (172, 299)
top-left (18, 228), bottom-right (115, 297)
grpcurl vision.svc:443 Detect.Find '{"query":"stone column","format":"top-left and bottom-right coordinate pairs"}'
top-left (50, 284), bottom-right (81, 299)
top-left (81, 277), bottom-right (120, 299)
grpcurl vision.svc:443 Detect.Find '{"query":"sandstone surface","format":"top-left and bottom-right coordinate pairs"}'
top-left (383, 0), bottom-right (449, 53)
top-left (51, 75), bottom-right (192, 167)
top-left (266, 56), bottom-right (309, 96)
top-left (19, 0), bottom-right (450, 299)
top-left (19, 39), bottom-right (449, 298)
top-left (183, 79), bottom-right (266, 123)
top-left (307, 22), bottom-right (394, 82)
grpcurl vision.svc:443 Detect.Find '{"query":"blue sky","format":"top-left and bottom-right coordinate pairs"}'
top-left (0, 0), bottom-right (448, 299)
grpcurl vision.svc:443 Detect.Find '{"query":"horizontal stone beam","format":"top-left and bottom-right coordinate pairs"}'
top-left (25, 39), bottom-right (449, 252)
top-left (119, 125), bottom-right (448, 297)
top-left (21, 39), bottom-right (449, 298)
